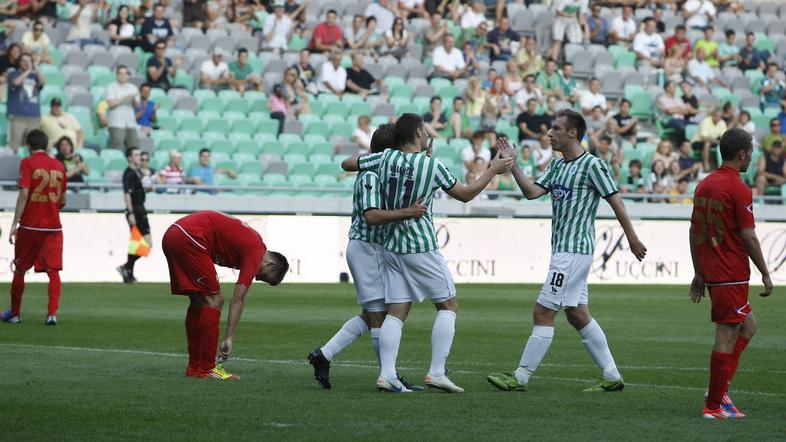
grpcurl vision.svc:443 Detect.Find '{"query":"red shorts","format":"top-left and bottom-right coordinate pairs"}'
top-left (708, 283), bottom-right (751, 324)
top-left (14, 228), bottom-right (63, 273)
top-left (162, 224), bottom-right (220, 296)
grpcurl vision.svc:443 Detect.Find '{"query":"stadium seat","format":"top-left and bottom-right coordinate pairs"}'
top-left (261, 141), bottom-right (285, 157)
top-left (286, 142), bottom-right (310, 157)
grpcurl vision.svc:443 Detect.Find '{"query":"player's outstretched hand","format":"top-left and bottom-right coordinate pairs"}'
top-left (689, 275), bottom-right (705, 303)
top-left (218, 338), bottom-right (232, 362)
top-left (404, 198), bottom-right (427, 219)
top-left (8, 226), bottom-right (16, 245)
top-left (629, 237), bottom-right (647, 261)
top-left (489, 150), bottom-right (515, 174)
top-left (496, 137), bottom-right (518, 159)
top-left (760, 273), bottom-right (773, 297)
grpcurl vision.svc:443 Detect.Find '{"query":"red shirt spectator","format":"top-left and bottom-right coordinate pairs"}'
top-left (308, 9), bottom-right (343, 52)
top-left (665, 25), bottom-right (691, 59)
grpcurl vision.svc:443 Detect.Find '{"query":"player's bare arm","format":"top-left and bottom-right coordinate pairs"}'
top-left (124, 192), bottom-right (136, 226)
top-left (606, 193), bottom-right (647, 261)
top-left (446, 152), bottom-right (513, 202)
top-left (688, 228), bottom-right (705, 303)
top-left (741, 228), bottom-right (774, 297)
top-left (364, 198), bottom-right (427, 225)
top-left (496, 137), bottom-right (548, 200)
top-left (219, 283), bottom-right (250, 361)
top-left (8, 187), bottom-right (29, 245)
top-left (341, 154), bottom-right (363, 172)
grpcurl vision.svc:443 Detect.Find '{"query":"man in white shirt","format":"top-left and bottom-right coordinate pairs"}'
top-left (579, 78), bottom-right (607, 116)
top-left (460, 0), bottom-right (486, 30)
top-left (432, 34), bottom-right (467, 80)
top-left (550, 0), bottom-right (588, 60)
top-left (105, 65), bottom-right (140, 150)
top-left (318, 51), bottom-right (347, 96)
top-left (683, 0), bottom-right (716, 30)
top-left (67, 0), bottom-right (98, 47)
top-left (262, 1), bottom-right (292, 52)
top-left (200, 48), bottom-right (230, 91)
top-left (610, 4), bottom-right (636, 45)
top-left (688, 47), bottom-right (726, 91)
top-left (514, 74), bottom-right (544, 112)
top-left (365, 0), bottom-right (395, 33)
top-left (633, 18), bottom-right (665, 67)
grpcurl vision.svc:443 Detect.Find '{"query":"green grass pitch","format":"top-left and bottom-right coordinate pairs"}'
top-left (1, 283), bottom-right (784, 441)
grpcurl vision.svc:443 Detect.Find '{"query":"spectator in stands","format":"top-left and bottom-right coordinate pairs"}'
top-left (516, 144), bottom-right (537, 180)
top-left (146, 40), bottom-right (180, 91)
top-left (594, 135), bottom-right (619, 179)
top-left (658, 81), bottom-right (689, 142)
top-left (464, 157), bottom-right (488, 186)
top-left (664, 25), bottom-right (691, 60)
top-left (668, 178), bottom-right (693, 204)
top-left (462, 41), bottom-right (481, 76)
top-left (502, 60), bottom-right (523, 97)
top-left (651, 139), bottom-right (679, 170)
top-left (309, 9), bottom-right (343, 53)
top-left (344, 53), bottom-right (380, 98)
top-left (183, 0), bottom-right (209, 30)
top-left (688, 47), bottom-right (726, 91)
top-left (586, 3), bottom-right (609, 45)
top-left (648, 159), bottom-right (670, 200)
top-left (352, 115), bottom-right (376, 153)
top-left (318, 50), bottom-right (346, 96)
top-left (292, 49), bottom-right (317, 94)
top-left (424, 96), bottom-right (447, 135)
top-left (268, 84), bottom-right (288, 135)
top-left (763, 118), bottom-right (785, 151)
top-left (549, 0), bottom-right (587, 61)
top-left (141, 3), bottom-right (174, 52)
top-left (345, 15), bottom-right (366, 50)
top-left (760, 63), bottom-right (785, 110)
top-left (460, 0), bottom-right (485, 30)
top-left (683, 0), bottom-right (716, 31)
top-left (384, 17), bottom-right (410, 59)
top-left (138, 151), bottom-right (156, 187)
top-left (579, 77), bottom-right (606, 116)
top-left (481, 77), bottom-right (511, 130)
top-left (586, 105), bottom-right (607, 150)
top-left (756, 139), bottom-right (786, 195)
top-left (633, 17), bottom-right (664, 67)
top-left (0, 41), bottom-right (19, 102)
top-left (135, 83), bottom-right (157, 137)
top-left (533, 133), bottom-right (553, 172)
top-left (229, 48), bottom-right (262, 95)
top-left (66, 0), bottom-right (99, 48)
top-left (465, 76), bottom-right (486, 126)
top-left (487, 16), bottom-right (519, 62)
top-left (366, 0), bottom-right (396, 33)
top-left (106, 65), bottom-right (140, 150)
top-left (55, 136), bottom-right (89, 187)
top-left (692, 107), bottom-right (727, 171)
top-left (281, 67), bottom-right (309, 114)
top-left (399, 0), bottom-right (427, 19)
top-left (739, 32), bottom-right (772, 71)
top-left (188, 148), bottom-right (237, 193)
top-left (721, 101), bottom-right (739, 128)
top-left (515, 36), bottom-right (543, 78)
top-left (7, 53), bottom-right (44, 153)
top-left (514, 74), bottom-right (543, 113)
top-left (620, 159), bottom-right (646, 194)
top-left (424, 12), bottom-right (449, 55)
top-left (651, 7), bottom-right (665, 34)
top-left (199, 48), bottom-right (230, 91)
top-left (679, 81), bottom-right (700, 123)
top-left (157, 149), bottom-right (186, 192)
top-left (461, 131), bottom-right (491, 174)
top-left (262, 0), bottom-right (293, 53)
top-left (108, 5), bottom-right (139, 50)
top-left (460, 17), bottom-right (488, 59)
top-left (432, 34), bottom-right (467, 80)
top-left (21, 20), bottom-right (52, 65)
top-left (285, 0), bottom-right (306, 29)
top-left (717, 29), bottom-right (740, 67)
top-left (449, 96), bottom-right (472, 140)
top-left (358, 16), bottom-right (384, 54)
top-left (677, 141), bottom-right (701, 181)
top-left (778, 102), bottom-right (786, 134)
top-left (559, 62), bottom-right (577, 102)
top-left (536, 58), bottom-right (562, 99)
top-left (41, 97), bottom-right (84, 149)
top-left (693, 26), bottom-right (719, 67)
top-left (736, 110), bottom-right (756, 138)
top-left (610, 4), bottom-right (636, 46)
top-left (663, 45), bottom-right (687, 83)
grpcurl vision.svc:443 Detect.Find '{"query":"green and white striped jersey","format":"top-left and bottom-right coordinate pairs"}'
top-left (348, 171), bottom-right (385, 244)
top-left (359, 149), bottom-right (457, 254)
top-left (535, 152), bottom-right (618, 255)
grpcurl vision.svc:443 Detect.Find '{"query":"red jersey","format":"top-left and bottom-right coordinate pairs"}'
top-left (691, 166), bottom-right (755, 284)
top-left (18, 151), bottom-right (67, 230)
top-left (173, 211), bottom-right (267, 288)
top-left (308, 23), bottom-right (343, 49)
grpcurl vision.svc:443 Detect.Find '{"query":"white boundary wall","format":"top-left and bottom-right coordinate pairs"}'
top-left (1, 213), bottom-right (784, 285)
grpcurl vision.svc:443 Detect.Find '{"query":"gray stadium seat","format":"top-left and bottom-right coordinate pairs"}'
top-left (572, 55), bottom-right (593, 79)
top-left (129, 74), bottom-right (146, 88)
top-left (283, 119), bottom-right (303, 136)
top-left (138, 137), bottom-right (154, 152)
top-left (337, 142), bottom-right (359, 155)
top-left (263, 72), bottom-right (283, 91)
top-left (731, 76), bottom-right (750, 90)
top-left (724, 18), bottom-right (746, 34)
top-left (265, 161), bottom-right (288, 176)
top-left (65, 51), bottom-right (90, 68)
top-left (414, 84), bottom-right (435, 97)
top-left (746, 19), bottom-right (768, 34)
top-left (264, 59), bottom-right (287, 74)
top-left (206, 28), bottom-right (228, 38)
top-left (67, 72), bottom-right (91, 89)
top-left (594, 51), bottom-right (614, 67)
top-left (189, 34), bottom-right (213, 52)
top-left (759, 3), bottom-right (780, 17)
top-left (365, 63), bottom-right (384, 80)
top-left (385, 64), bottom-right (408, 79)
top-left (69, 92), bottom-right (94, 109)
top-left (374, 103), bottom-right (395, 117)
top-left (408, 43), bottom-right (423, 60)
top-left (601, 72), bottom-right (624, 100)
top-left (282, 52), bottom-right (299, 66)
top-left (564, 43), bottom-right (584, 63)
top-left (624, 72), bottom-right (644, 86)
top-left (91, 52), bottom-right (116, 69)
top-left (768, 20), bottom-right (786, 38)
top-left (175, 96), bottom-right (198, 112)
top-left (64, 85), bottom-right (87, 97)
top-left (512, 9), bottom-right (534, 36)
top-left (0, 156), bottom-right (20, 181)
top-left (236, 36), bottom-right (260, 53)
top-left (214, 36), bottom-right (236, 54)
top-left (116, 53), bottom-right (139, 71)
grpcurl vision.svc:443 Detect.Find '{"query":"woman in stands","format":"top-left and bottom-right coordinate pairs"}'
top-left (384, 17), bottom-right (410, 60)
top-left (55, 136), bottom-right (90, 189)
top-left (282, 67), bottom-right (310, 115)
top-left (108, 5), bottom-right (139, 49)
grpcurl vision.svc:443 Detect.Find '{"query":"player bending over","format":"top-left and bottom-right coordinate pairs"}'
top-left (343, 113), bottom-right (514, 393)
top-left (689, 128), bottom-right (773, 419)
top-left (309, 124), bottom-right (428, 390)
top-left (3, 130), bottom-right (66, 325)
top-left (162, 210), bottom-right (289, 380)
top-left (488, 109), bottom-right (647, 393)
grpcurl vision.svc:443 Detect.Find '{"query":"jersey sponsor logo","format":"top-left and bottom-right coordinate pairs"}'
top-left (364, 184), bottom-right (373, 190)
top-left (196, 276), bottom-right (206, 285)
top-left (735, 304), bottom-right (749, 315)
top-left (746, 204), bottom-right (753, 214)
top-left (552, 184), bottom-right (572, 201)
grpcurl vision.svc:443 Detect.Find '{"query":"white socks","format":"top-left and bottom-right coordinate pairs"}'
top-left (320, 315), bottom-right (368, 361)
top-left (579, 319), bottom-right (621, 381)
top-left (370, 327), bottom-right (381, 363)
top-left (428, 310), bottom-right (457, 377)
top-left (515, 325), bottom-right (554, 385)
top-left (379, 315), bottom-right (403, 380)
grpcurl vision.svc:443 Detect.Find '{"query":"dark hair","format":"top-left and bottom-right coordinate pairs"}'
top-left (620, 98), bottom-right (631, 107)
top-left (629, 159), bottom-right (642, 169)
top-left (267, 251), bottom-right (289, 286)
top-left (327, 9), bottom-right (338, 15)
top-left (126, 147), bottom-right (139, 159)
top-left (719, 128), bottom-right (752, 161)
top-left (370, 123), bottom-right (396, 153)
top-left (643, 17), bottom-right (655, 25)
top-left (556, 109), bottom-right (586, 141)
top-left (746, 31), bottom-right (755, 38)
top-left (33, 20), bottom-right (43, 28)
top-left (430, 96), bottom-right (442, 104)
top-left (394, 113), bottom-right (424, 147)
top-left (26, 129), bottom-right (48, 151)
top-left (740, 110), bottom-right (751, 119)
top-left (725, 29), bottom-right (735, 37)
top-left (155, 39), bottom-right (166, 49)
top-left (472, 130), bottom-right (484, 140)
top-left (453, 96), bottom-right (464, 104)
top-left (116, 64), bottom-right (128, 73)
top-left (676, 25), bottom-right (686, 32)
top-left (56, 136), bottom-right (74, 152)
top-left (365, 16), bottom-right (376, 26)
top-left (600, 135), bottom-right (612, 144)
top-left (237, 47), bottom-right (248, 55)
top-left (563, 62), bottom-right (572, 68)
top-left (140, 82), bottom-right (152, 90)
top-left (199, 148), bottom-right (211, 156)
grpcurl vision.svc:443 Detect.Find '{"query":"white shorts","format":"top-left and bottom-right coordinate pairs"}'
top-left (346, 239), bottom-right (387, 312)
top-left (553, 16), bottom-right (583, 43)
top-left (382, 249), bottom-right (456, 304)
top-left (536, 252), bottom-right (592, 311)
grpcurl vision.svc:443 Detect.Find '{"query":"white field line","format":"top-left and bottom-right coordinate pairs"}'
top-left (2, 343), bottom-right (784, 398)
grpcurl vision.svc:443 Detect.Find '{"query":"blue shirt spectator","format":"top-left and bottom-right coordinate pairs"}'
top-left (134, 83), bottom-right (158, 136)
top-left (7, 65), bottom-right (43, 117)
top-left (188, 148), bottom-right (237, 193)
top-left (487, 17), bottom-right (519, 62)
top-left (141, 4), bottom-right (174, 52)
top-left (586, 4), bottom-right (609, 45)
top-left (739, 32), bottom-right (771, 71)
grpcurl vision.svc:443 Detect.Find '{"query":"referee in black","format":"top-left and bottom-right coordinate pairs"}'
top-left (117, 147), bottom-right (151, 283)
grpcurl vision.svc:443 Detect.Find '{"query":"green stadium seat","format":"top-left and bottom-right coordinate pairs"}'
top-left (309, 153), bottom-right (332, 165)
top-left (305, 121), bottom-right (329, 137)
top-left (235, 140), bottom-right (260, 155)
top-left (630, 92), bottom-right (653, 120)
top-left (371, 116), bottom-right (389, 127)
top-left (228, 132), bottom-right (252, 143)
top-left (286, 142), bottom-right (310, 157)
top-left (180, 116), bottom-right (203, 133)
top-left (330, 122), bottom-right (353, 138)
top-left (231, 119), bottom-right (256, 135)
top-left (158, 138), bottom-right (183, 152)
top-left (324, 101), bottom-right (350, 118)
top-left (341, 94), bottom-right (364, 104)
top-left (349, 102), bottom-right (372, 116)
top-left (396, 103), bottom-right (418, 115)
top-left (311, 142), bottom-right (334, 157)
top-left (203, 131), bottom-right (226, 144)
top-left (322, 114), bottom-right (344, 125)
top-left (233, 151), bottom-right (256, 164)
top-left (384, 76), bottom-right (406, 88)
top-left (207, 117), bottom-right (231, 134)
top-left (157, 115), bottom-right (178, 132)
top-left (290, 162), bottom-right (315, 176)
top-left (315, 162), bottom-right (342, 177)
top-left (317, 94), bottom-right (340, 104)
top-left (391, 84), bottom-right (413, 98)
top-left (199, 96), bottom-right (226, 113)
top-left (254, 132), bottom-right (277, 144)
top-left (262, 173), bottom-right (287, 189)
top-left (85, 157), bottom-right (105, 175)
top-left (307, 101), bottom-right (324, 116)
top-left (225, 97), bottom-right (251, 114)
top-left (614, 51), bottom-right (637, 68)
top-left (279, 133), bottom-right (302, 145)
top-left (429, 78), bottom-right (452, 90)
top-left (210, 139), bottom-right (235, 155)
top-left (70, 106), bottom-right (95, 137)
top-left (172, 71), bottom-right (194, 91)
top-left (261, 140), bottom-right (285, 156)
top-left (437, 86), bottom-right (459, 100)
top-left (105, 158), bottom-right (127, 171)
top-left (218, 90), bottom-right (241, 101)
top-left (314, 174), bottom-right (337, 185)
top-left (304, 133), bottom-right (328, 144)
top-left (283, 153), bottom-right (307, 163)
top-left (257, 120), bottom-right (279, 135)
top-left (178, 131), bottom-right (201, 145)
top-left (40, 87), bottom-right (68, 110)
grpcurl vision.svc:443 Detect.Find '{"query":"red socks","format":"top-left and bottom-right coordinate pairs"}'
top-left (200, 307), bottom-right (221, 372)
top-left (728, 335), bottom-right (750, 385)
top-left (10, 272), bottom-right (24, 316)
top-left (707, 351), bottom-right (733, 409)
top-left (47, 271), bottom-right (61, 316)
top-left (185, 307), bottom-right (203, 371)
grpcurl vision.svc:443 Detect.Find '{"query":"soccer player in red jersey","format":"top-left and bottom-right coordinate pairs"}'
top-left (689, 128), bottom-right (774, 419)
top-left (161, 210), bottom-right (289, 380)
top-left (3, 130), bottom-right (67, 325)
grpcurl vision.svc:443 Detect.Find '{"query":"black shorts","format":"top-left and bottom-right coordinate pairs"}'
top-left (128, 206), bottom-right (151, 236)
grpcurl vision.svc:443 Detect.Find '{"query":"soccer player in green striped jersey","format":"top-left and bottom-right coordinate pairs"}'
top-left (342, 113), bottom-right (514, 393)
top-left (488, 109), bottom-right (648, 393)
top-left (309, 124), bottom-right (428, 391)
